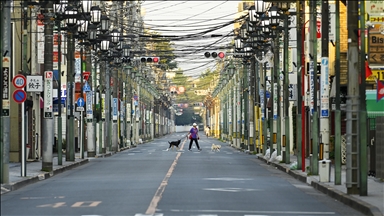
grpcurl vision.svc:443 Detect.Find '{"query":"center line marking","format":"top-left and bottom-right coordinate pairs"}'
top-left (145, 138), bottom-right (187, 214)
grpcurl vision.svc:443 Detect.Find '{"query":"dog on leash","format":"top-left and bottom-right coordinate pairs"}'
top-left (211, 144), bottom-right (221, 152)
top-left (167, 139), bottom-right (181, 151)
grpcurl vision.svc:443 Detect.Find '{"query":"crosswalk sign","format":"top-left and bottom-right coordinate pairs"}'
top-left (83, 81), bottom-right (91, 92)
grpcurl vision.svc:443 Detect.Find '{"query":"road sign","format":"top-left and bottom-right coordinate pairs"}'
top-left (12, 74), bottom-right (27, 89)
top-left (76, 107), bottom-right (84, 112)
top-left (83, 71), bottom-right (90, 81)
top-left (13, 89), bottom-right (27, 104)
top-left (83, 81), bottom-right (91, 92)
top-left (76, 97), bottom-right (85, 107)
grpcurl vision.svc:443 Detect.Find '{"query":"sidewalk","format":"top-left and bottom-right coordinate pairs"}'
top-left (256, 154), bottom-right (384, 216)
top-left (0, 146), bottom-right (131, 195)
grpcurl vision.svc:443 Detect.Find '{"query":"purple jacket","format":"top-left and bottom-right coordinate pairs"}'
top-left (189, 127), bottom-right (199, 139)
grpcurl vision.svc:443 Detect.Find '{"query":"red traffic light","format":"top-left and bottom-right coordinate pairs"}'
top-left (204, 52), bottom-right (224, 59)
top-left (140, 57), bottom-right (160, 64)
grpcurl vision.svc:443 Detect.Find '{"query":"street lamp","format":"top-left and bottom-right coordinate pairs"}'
top-left (110, 28), bottom-right (121, 152)
top-left (90, 5), bottom-right (101, 25)
top-left (53, 0), bottom-right (67, 165)
top-left (255, 0), bottom-right (266, 15)
top-left (65, 4), bottom-right (78, 162)
top-left (235, 36), bottom-right (244, 51)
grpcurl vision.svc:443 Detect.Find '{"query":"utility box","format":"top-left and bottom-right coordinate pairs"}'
top-left (319, 159), bottom-right (331, 182)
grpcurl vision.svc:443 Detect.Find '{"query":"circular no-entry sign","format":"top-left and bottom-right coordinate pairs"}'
top-left (13, 89), bottom-right (27, 104)
top-left (12, 74), bottom-right (27, 89)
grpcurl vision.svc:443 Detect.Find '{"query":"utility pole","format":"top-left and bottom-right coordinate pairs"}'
top-left (346, 0), bottom-right (359, 195)
top-left (42, 1), bottom-right (54, 171)
top-left (309, 0), bottom-right (319, 175)
top-left (111, 2), bottom-right (119, 152)
top-left (55, 4), bottom-right (63, 165)
top-left (104, 59), bottom-right (111, 152)
top-left (283, 9), bottom-right (290, 164)
top-left (320, 0), bottom-right (330, 161)
top-left (87, 46), bottom-right (96, 157)
top-left (0, 0), bottom-right (4, 183)
top-left (334, 0), bottom-right (342, 185)
top-left (22, 0), bottom-right (29, 176)
top-left (1, 0), bottom-right (12, 184)
top-left (249, 57), bottom-right (255, 152)
top-left (296, 0), bottom-right (304, 171)
top-left (66, 1), bottom-right (75, 162)
top-left (359, 0), bottom-right (368, 196)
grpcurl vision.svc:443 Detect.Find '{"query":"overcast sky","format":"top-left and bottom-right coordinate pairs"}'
top-left (141, 1), bottom-right (242, 77)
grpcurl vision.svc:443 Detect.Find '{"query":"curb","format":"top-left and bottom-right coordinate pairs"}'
top-left (1, 159), bottom-right (89, 194)
top-left (311, 181), bottom-right (383, 216)
top-left (256, 156), bottom-right (383, 216)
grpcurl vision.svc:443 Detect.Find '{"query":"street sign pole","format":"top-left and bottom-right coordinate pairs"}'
top-left (80, 110), bottom-right (83, 159)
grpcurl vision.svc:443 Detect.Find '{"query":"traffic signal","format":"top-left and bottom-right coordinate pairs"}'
top-left (204, 52), bottom-right (225, 59)
top-left (140, 56), bottom-right (160, 64)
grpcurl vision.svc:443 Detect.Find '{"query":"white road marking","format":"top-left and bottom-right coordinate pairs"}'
top-left (204, 177), bottom-right (253, 181)
top-left (37, 202), bottom-right (66, 208)
top-left (170, 209), bottom-right (335, 215)
top-left (292, 184), bottom-right (312, 189)
top-left (135, 213), bottom-right (163, 216)
top-left (203, 187), bottom-right (263, 192)
top-left (72, 201), bottom-right (102, 207)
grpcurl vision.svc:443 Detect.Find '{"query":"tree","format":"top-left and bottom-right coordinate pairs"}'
top-left (143, 30), bottom-right (178, 70)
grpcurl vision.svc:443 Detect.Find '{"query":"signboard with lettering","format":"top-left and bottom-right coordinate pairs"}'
top-left (369, 34), bottom-right (384, 65)
top-left (86, 91), bottom-right (93, 120)
top-left (367, 68), bottom-right (384, 82)
top-left (112, 98), bottom-right (118, 121)
top-left (26, 75), bottom-right (43, 92)
top-left (44, 71), bottom-right (53, 118)
top-left (101, 94), bottom-right (105, 121)
top-left (126, 103), bottom-right (131, 122)
top-left (320, 57), bottom-right (329, 118)
top-left (309, 61), bottom-right (315, 115)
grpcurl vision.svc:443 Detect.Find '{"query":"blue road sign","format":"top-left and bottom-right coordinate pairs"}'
top-left (13, 89), bottom-right (27, 104)
top-left (321, 110), bottom-right (329, 118)
top-left (83, 82), bottom-right (91, 92)
top-left (76, 97), bottom-right (85, 107)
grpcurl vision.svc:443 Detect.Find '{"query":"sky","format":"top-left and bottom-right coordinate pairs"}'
top-left (141, 1), bottom-right (243, 77)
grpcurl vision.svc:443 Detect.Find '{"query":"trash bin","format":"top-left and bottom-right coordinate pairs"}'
top-left (319, 159), bottom-right (331, 182)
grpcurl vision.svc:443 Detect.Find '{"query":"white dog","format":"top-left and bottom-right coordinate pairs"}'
top-left (211, 144), bottom-right (221, 152)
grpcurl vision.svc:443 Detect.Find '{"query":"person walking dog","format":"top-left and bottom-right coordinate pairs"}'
top-left (187, 123), bottom-right (201, 151)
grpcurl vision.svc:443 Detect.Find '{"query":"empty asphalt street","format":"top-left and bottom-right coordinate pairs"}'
top-left (1, 133), bottom-right (364, 216)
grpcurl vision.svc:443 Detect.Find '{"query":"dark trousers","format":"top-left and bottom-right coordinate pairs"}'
top-left (189, 138), bottom-right (200, 150)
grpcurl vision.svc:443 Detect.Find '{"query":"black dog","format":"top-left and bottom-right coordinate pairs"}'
top-left (167, 139), bottom-right (181, 151)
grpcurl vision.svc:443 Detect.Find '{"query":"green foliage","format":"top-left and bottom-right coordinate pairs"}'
top-left (143, 30), bottom-right (178, 70)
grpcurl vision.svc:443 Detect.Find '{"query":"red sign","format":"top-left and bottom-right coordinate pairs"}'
top-left (12, 74), bottom-right (27, 89)
top-left (45, 71), bottom-right (53, 79)
top-left (13, 89), bottom-right (27, 104)
top-left (83, 71), bottom-right (90, 81)
top-left (178, 86), bottom-right (185, 93)
top-left (317, 20), bottom-right (321, 39)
